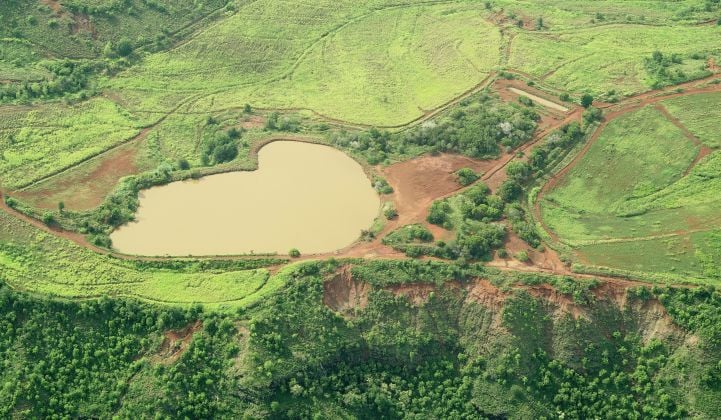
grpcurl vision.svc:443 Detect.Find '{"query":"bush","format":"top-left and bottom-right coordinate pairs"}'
top-left (580, 94), bottom-right (594, 108)
top-left (116, 38), bottom-right (133, 57)
top-left (373, 177), bottom-right (394, 194)
top-left (559, 93), bottom-right (570, 102)
top-left (518, 96), bottom-right (534, 107)
top-left (289, 248), bottom-right (301, 258)
top-left (427, 200), bottom-right (452, 226)
top-left (456, 168), bottom-right (480, 186)
top-left (42, 212), bottom-right (55, 225)
top-left (582, 107), bottom-right (603, 125)
top-left (516, 250), bottom-right (530, 262)
top-left (177, 159), bottom-right (191, 170)
top-left (384, 207), bottom-right (398, 220)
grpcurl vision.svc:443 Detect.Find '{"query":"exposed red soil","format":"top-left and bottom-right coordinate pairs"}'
top-left (14, 142), bottom-right (140, 211)
top-left (40, 0), bottom-right (63, 14)
top-left (241, 115), bottom-right (265, 129)
top-left (321, 266), bottom-right (684, 344)
top-left (381, 153), bottom-right (500, 240)
top-left (465, 279), bottom-right (508, 310)
top-left (153, 320), bottom-right (202, 364)
top-left (322, 266), bottom-right (371, 316)
top-left (709, 57), bottom-right (719, 73)
top-left (387, 283), bottom-right (439, 305)
top-left (487, 230), bottom-right (571, 274)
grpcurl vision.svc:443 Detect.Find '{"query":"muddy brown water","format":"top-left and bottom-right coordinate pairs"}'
top-left (110, 141), bottom-right (380, 256)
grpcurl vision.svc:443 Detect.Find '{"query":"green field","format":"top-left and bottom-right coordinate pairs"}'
top-left (541, 100), bottom-right (721, 279)
top-left (663, 92), bottom-right (721, 148)
top-left (110, 1), bottom-right (502, 126)
top-left (0, 210), bottom-right (288, 310)
top-left (4, 0), bottom-right (721, 417)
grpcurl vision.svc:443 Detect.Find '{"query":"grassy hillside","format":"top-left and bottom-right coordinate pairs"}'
top-left (3, 260), bottom-right (721, 418)
top-left (540, 101), bottom-right (721, 280)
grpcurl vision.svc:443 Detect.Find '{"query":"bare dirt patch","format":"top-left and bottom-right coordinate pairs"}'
top-left (15, 142), bottom-right (141, 211)
top-left (39, 0), bottom-right (64, 15)
top-left (525, 283), bottom-right (588, 320)
top-left (153, 320), bottom-right (202, 364)
top-left (465, 279), bottom-right (508, 310)
top-left (241, 115), bottom-right (265, 129)
top-left (488, 230), bottom-right (571, 274)
top-left (508, 87), bottom-right (569, 112)
top-left (381, 153), bottom-right (498, 239)
top-left (323, 266), bottom-right (371, 316)
top-left (386, 283), bottom-right (438, 305)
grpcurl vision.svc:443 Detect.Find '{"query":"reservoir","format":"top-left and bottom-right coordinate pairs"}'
top-left (110, 141), bottom-right (380, 256)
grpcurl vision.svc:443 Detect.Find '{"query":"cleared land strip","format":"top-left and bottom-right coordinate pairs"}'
top-left (508, 87), bottom-right (569, 112)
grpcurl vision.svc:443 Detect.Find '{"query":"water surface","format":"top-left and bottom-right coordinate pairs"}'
top-left (111, 141), bottom-right (380, 255)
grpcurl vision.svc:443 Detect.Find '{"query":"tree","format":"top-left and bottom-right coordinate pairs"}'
top-left (535, 16), bottom-right (544, 30)
top-left (289, 248), bottom-right (301, 258)
top-left (583, 107), bottom-right (603, 125)
top-left (243, 103), bottom-right (252, 113)
top-left (581, 93), bottom-right (594, 108)
top-left (58, 201), bottom-right (65, 213)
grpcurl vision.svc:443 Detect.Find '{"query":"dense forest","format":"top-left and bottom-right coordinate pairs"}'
top-left (2, 260), bottom-right (721, 418)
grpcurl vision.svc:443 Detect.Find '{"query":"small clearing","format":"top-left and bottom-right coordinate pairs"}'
top-left (508, 87), bottom-right (569, 112)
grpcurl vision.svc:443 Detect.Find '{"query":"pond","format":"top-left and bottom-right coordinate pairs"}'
top-left (110, 141), bottom-right (380, 256)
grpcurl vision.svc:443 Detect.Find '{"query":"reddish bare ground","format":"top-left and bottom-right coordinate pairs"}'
top-left (322, 266), bottom-right (371, 316)
top-left (241, 115), bottom-right (265, 129)
top-left (15, 142), bottom-right (140, 210)
top-left (153, 320), bottom-right (202, 364)
top-left (381, 153), bottom-right (500, 240)
top-left (39, 0), bottom-right (63, 14)
top-left (487, 230), bottom-right (571, 274)
top-left (709, 57), bottom-right (719, 73)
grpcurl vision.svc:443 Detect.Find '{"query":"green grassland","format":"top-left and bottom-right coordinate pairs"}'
top-left (663, 92), bottom-right (721, 148)
top-left (507, 24), bottom-right (721, 96)
top-left (110, 1), bottom-right (502, 126)
top-left (496, 0), bottom-right (721, 28)
top-left (0, 210), bottom-right (288, 310)
top-left (541, 101), bottom-right (721, 280)
top-left (0, 97), bottom-right (144, 189)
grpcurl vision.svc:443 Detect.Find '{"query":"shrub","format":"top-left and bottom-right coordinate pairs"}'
top-left (42, 212), bottom-right (55, 225)
top-left (518, 96), bottom-right (534, 107)
top-left (373, 177), bottom-right (394, 194)
top-left (289, 248), bottom-right (301, 258)
top-left (384, 207), bottom-right (398, 220)
top-left (456, 168), bottom-right (480, 186)
top-left (583, 107), bottom-right (603, 125)
top-left (177, 159), bottom-right (191, 170)
top-left (559, 93), bottom-right (570, 102)
top-left (516, 250), bottom-right (530, 262)
top-left (116, 38), bottom-right (133, 57)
